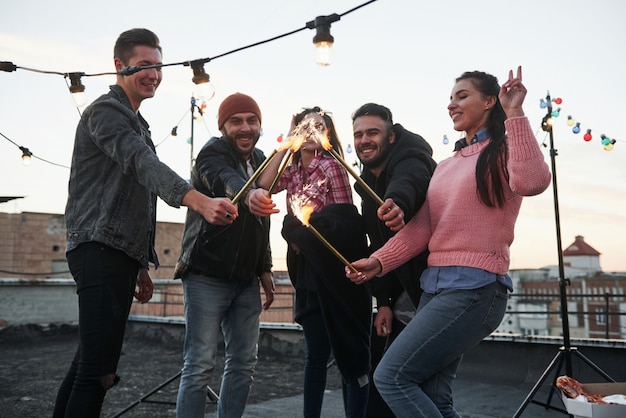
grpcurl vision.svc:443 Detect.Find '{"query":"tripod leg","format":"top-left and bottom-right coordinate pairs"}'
top-left (572, 349), bottom-right (615, 382)
top-left (111, 371), bottom-right (182, 417)
top-left (513, 350), bottom-right (564, 418)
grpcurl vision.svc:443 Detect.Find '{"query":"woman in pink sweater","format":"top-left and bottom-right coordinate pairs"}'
top-left (346, 67), bottom-right (551, 417)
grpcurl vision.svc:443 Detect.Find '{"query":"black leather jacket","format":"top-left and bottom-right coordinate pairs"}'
top-left (65, 85), bottom-right (192, 267)
top-left (176, 136), bottom-right (272, 283)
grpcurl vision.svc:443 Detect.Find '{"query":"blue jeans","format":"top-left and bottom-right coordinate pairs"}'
top-left (374, 281), bottom-right (508, 418)
top-left (176, 272), bottom-right (262, 418)
top-left (53, 242), bottom-right (139, 418)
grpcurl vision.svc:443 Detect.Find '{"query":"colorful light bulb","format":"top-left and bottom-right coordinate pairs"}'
top-left (601, 134), bottom-right (611, 146)
top-left (553, 97), bottom-right (563, 105)
top-left (572, 122), bottom-right (581, 134)
top-left (443, 135), bottom-right (449, 145)
top-left (583, 129), bottom-right (592, 142)
top-left (539, 98), bottom-right (547, 109)
top-left (551, 107), bottom-right (561, 118)
top-left (566, 115), bottom-right (575, 126)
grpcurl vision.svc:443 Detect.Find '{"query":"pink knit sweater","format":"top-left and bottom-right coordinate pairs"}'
top-left (373, 117), bottom-right (551, 276)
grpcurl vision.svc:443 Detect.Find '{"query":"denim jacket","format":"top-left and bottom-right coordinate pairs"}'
top-left (65, 85), bottom-right (192, 267)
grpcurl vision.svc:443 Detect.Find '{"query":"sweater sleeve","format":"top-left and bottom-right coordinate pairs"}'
top-left (505, 117), bottom-right (552, 196)
top-left (371, 199), bottom-right (432, 276)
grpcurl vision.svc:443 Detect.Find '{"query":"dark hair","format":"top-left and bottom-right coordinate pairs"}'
top-left (456, 71), bottom-right (508, 207)
top-left (293, 106), bottom-right (344, 159)
top-left (114, 28), bottom-right (161, 65)
top-left (351, 103), bottom-right (394, 133)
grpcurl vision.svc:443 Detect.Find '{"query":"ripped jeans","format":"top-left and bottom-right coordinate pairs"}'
top-left (53, 242), bottom-right (139, 418)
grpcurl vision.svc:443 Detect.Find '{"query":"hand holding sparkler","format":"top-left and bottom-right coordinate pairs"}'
top-left (345, 256), bottom-right (383, 285)
top-left (231, 149), bottom-right (278, 205)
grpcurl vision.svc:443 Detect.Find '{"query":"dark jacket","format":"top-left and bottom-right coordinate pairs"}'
top-left (282, 204), bottom-right (371, 380)
top-left (65, 85), bottom-right (192, 267)
top-left (355, 123), bottom-right (437, 307)
top-left (176, 136), bottom-right (272, 284)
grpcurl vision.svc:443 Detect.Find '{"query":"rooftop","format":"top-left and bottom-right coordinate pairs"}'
top-left (2, 322), bottom-right (624, 418)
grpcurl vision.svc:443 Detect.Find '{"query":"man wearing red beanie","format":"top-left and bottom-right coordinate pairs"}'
top-left (175, 92), bottom-right (278, 418)
top-left (217, 92), bottom-right (262, 129)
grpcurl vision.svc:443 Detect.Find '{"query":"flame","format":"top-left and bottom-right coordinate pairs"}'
top-left (319, 131), bottom-right (332, 151)
top-left (290, 187), bottom-right (316, 224)
top-left (299, 204), bottom-right (315, 226)
top-left (279, 118), bottom-right (333, 153)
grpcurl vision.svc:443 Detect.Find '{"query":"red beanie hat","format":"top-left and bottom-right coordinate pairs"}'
top-left (217, 92), bottom-right (262, 129)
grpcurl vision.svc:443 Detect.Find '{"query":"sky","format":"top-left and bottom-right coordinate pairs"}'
top-left (1, 0), bottom-right (625, 273)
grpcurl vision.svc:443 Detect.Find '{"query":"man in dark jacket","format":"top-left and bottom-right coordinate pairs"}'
top-left (352, 103), bottom-right (437, 417)
top-left (175, 93), bottom-right (277, 418)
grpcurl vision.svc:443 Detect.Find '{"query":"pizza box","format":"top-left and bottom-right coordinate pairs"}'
top-left (561, 382), bottom-right (626, 418)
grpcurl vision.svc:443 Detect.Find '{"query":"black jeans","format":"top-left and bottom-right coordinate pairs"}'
top-left (53, 242), bottom-right (139, 418)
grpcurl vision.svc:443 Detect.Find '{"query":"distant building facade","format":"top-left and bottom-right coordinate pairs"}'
top-left (0, 211), bottom-right (183, 280)
top-left (2, 212), bottom-right (624, 334)
top-left (497, 236), bottom-right (626, 339)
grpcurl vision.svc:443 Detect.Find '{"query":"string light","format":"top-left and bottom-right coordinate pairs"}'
top-left (187, 60), bottom-right (215, 100)
top-left (306, 14), bottom-right (341, 66)
top-left (19, 146), bottom-right (32, 166)
top-left (67, 72), bottom-right (87, 107)
top-left (2, 0), bottom-right (383, 164)
top-left (442, 94), bottom-right (620, 153)
top-left (540, 97), bottom-right (620, 151)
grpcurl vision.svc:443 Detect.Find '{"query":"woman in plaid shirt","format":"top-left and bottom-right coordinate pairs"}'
top-left (260, 107), bottom-right (372, 418)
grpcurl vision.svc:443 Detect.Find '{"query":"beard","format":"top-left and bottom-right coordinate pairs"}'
top-left (224, 132), bottom-right (260, 157)
top-left (358, 133), bottom-right (392, 171)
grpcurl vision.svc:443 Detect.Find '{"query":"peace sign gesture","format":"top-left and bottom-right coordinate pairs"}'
top-left (499, 66), bottom-right (526, 118)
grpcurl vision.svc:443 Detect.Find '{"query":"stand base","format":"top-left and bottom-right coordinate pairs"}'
top-left (111, 370), bottom-right (219, 417)
top-left (513, 346), bottom-right (614, 417)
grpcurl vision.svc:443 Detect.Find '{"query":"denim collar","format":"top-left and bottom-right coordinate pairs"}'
top-left (454, 127), bottom-right (490, 151)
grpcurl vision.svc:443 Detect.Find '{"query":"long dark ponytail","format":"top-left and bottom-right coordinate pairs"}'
top-left (456, 71), bottom-right (508, 207)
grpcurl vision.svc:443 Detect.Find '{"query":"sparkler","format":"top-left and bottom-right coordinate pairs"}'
top-left (320, 140), bottom-right (385, 207)
top-left (264, 130), bottom-right (306, 196)
top-left (231, 149), bottom-right (278, 205)
top-left (296, 204), bottom-right (358, 273)
top-left (268, 150), bottom-right (294, 195)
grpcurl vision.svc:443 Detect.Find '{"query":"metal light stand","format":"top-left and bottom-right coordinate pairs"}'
top-left (513, 92), bottom-right (614, 417)
top-left (110, 370), bottom-right (219, 417)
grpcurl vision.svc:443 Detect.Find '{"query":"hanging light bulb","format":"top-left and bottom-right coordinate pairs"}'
top-left (346, 144), bottom-right (353, 153)
top-left (541, 115), bottom-right (553, 132)
top-left (566, 115), bottom-right (575, 126)
top-left (306, 14), bottom-right (340, 66)
top-left (572, 122), bottom-right (581, 134)
top-left (600, 134), bottom-right (611, 146)
top-left (442, 135), bottom-right (449, 145)
top-left (583, 129), bottom-right (592, 142)
top-left (553, 97), bottom-right (563, 105)
top-left (68, 72), bottom-right (87, 107)
top-left (189, 60), bottom-right (215, 100)
top-left (604, 143), bottom-right (614, 151)
top-left (539, 98), bottom-right (547, 109)
top-left (551, 107), bottom-right (561, 118)
top-left (19, 146), bottom-right (32, 166)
